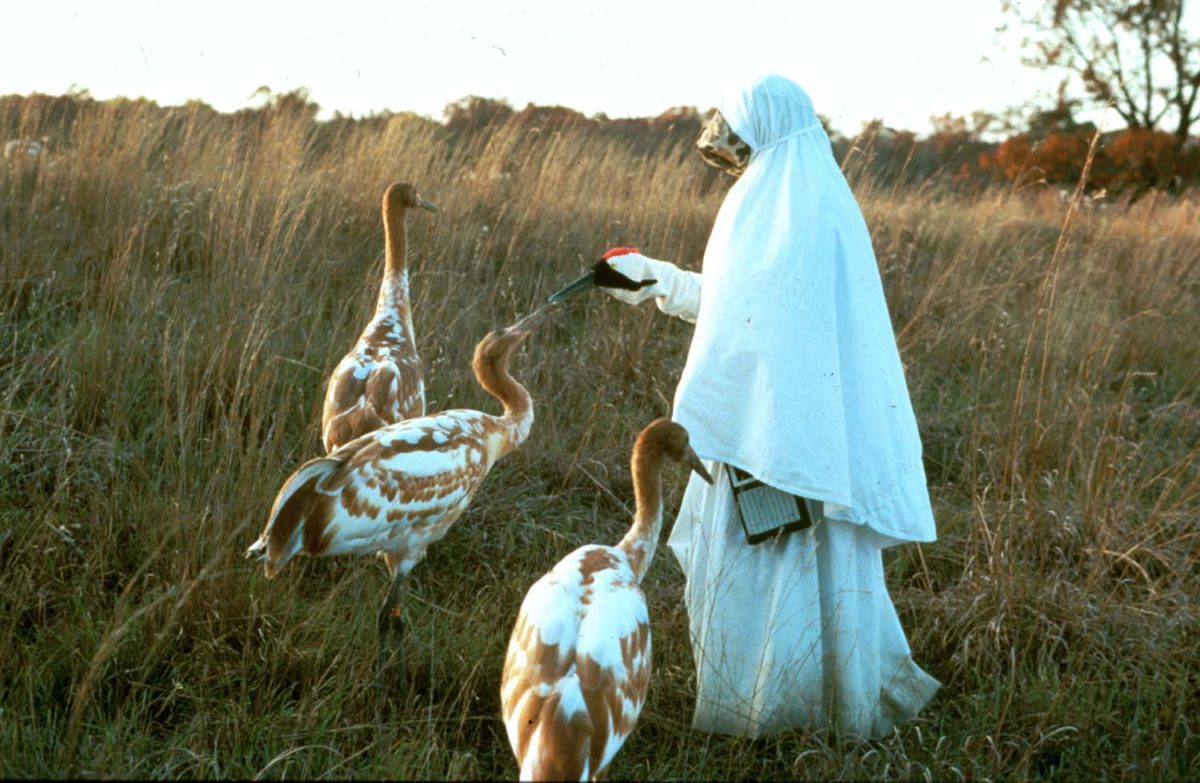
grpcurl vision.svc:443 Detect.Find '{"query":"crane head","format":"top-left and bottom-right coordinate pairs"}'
top-left (546, 247), bottom-right (657, 304)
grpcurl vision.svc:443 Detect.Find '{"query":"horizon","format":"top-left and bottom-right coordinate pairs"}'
top-left (3, 0), bottom-right (1086, 139)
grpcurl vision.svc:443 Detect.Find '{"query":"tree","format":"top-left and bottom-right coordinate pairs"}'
top-left (442, 96), bottom-right (513, 135)
top-left (1100, 127), bottom-right (1200, 192)
top-left (1024, 83), bottom-right (1095, 134)
top-left (243, 86), bottom-right (320, 122)
top-left (1005, 0), bottom-right (1200, 141)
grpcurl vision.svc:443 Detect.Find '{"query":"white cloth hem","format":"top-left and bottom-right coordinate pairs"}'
top-left (668, 461), bottom-right (939, 739)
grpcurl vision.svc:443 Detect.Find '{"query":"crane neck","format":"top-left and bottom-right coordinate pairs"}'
top-left (474, 351), bottom-right (534, 459)
top-left (618, 444), bottom-right (665, 584)
top-left (380, 198), bottom-right (411, 308)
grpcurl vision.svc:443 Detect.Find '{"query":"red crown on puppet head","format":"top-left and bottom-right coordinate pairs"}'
top-left (602, 247), bottom-right (640, 260)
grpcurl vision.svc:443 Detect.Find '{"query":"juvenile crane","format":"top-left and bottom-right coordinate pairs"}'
top-left (500, 418), bottom-right (712, 781)
top-left (248, 304), bottom-right (558, 694)
top-left (321, 181), bottom-right (438, 453)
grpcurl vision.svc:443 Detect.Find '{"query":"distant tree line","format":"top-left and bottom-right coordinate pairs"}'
top-left (2, 88), bottom-right (1198, 201)
top-left (841, 110), bottom-right (1200, 200)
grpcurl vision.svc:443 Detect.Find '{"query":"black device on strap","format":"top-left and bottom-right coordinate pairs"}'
top-left (728, 466), bottom-right (815, 544)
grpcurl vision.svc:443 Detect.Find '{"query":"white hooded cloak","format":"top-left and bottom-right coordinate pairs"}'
top-left (665, 74), bottom-right (940, 738)
top-left (672, 74), bottom-right (936, 545)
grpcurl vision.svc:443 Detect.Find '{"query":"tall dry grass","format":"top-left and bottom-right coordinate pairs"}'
top-left (1, 96), bottom-right (1197, 780)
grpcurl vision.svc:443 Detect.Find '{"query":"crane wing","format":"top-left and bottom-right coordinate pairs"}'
top-left (257, 411), bottom-right (494, 577)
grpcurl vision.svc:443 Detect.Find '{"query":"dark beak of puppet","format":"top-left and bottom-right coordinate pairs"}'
top-left (547, 259), bottom-right (658, 304)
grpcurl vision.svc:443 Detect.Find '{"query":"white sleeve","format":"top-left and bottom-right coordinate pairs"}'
top-left (654, 268), bottom-right (701, 323)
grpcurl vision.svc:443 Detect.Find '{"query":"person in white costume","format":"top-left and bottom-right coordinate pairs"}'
top-left (598, 74), bottom-right (940, 738)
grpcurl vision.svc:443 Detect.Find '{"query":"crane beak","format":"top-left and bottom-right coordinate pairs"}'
top-left (418, 198), bottom-right (439, 213)
top-left (547, 270), bottom-right (597, 304)
top-left (685, 448), bottom-right (714, 484)
top-left (507, 301), bottom-right (563, 335)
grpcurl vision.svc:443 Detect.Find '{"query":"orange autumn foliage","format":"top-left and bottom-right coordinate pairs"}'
top-left (991, 131), bottom-right (1092, 188)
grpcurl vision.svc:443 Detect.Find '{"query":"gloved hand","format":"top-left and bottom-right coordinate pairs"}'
top-left (601, 248), bottom-right (702, 322)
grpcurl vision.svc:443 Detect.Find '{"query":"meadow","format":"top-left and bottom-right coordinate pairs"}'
top-left (1, 95), bottom-right (1197, 780)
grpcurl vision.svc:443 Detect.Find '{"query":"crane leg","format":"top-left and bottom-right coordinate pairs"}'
top-left (375, 573), bottom-right (408, 711)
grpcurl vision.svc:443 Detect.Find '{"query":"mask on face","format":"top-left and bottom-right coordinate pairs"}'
top-left (696, 110), bottom-right (752, 178)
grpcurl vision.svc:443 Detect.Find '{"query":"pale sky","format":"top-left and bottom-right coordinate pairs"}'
top-left (5, 0), bottom-right (1065, 136)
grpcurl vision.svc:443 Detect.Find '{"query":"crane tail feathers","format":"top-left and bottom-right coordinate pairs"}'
top-left (253, 455), bottom-right (344, 577)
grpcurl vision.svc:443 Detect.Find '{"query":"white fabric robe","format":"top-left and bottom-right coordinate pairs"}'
top-left (660, 74), bottom-right (940, 737)
top-left (668, 469), bottom-right (939, 737)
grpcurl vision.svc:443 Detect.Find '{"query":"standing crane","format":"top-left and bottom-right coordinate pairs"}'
top-left (249, 303), bottom-right (559, 700)
top-left (500, 418), bottom-right (712, 780)
top-left (322, 182), bottom-right (437, 453)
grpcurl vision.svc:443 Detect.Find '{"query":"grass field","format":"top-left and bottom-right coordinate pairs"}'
top-left (1, 97), bottom-right (1198, 780)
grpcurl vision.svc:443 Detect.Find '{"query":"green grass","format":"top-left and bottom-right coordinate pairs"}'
top-left (0, 95), bottom-right (1197, 780)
